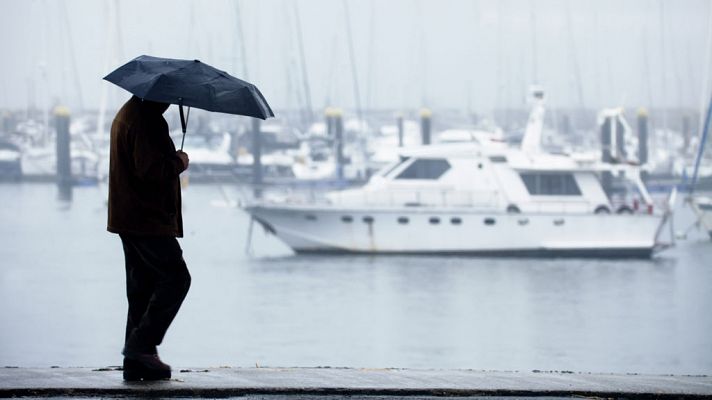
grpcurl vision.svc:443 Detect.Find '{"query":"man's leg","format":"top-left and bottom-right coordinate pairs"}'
top-left (121, 235), bottom-right (191, 355)
top-left (120, 235), bottom-right (156, 354)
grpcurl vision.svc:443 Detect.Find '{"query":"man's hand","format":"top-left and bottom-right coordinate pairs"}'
top-left (176, 150), bottom-right (189, 171)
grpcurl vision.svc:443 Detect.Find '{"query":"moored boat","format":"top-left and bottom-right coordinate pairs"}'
top-left (244, 141), bottom-right (669, 257)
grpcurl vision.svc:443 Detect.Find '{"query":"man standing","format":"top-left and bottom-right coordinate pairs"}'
top-left (107, 95), bottom-right (191, 381)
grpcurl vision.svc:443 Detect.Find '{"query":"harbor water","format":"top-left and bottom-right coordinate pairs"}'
top-left (0, 183), bottom-right (710, 374)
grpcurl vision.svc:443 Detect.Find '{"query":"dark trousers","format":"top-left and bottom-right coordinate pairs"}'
top-left (119, 234), bottom-right (191, 355)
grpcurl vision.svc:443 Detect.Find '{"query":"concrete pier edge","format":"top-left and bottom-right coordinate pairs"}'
top-left (1, 367), bottom-right (710, 399)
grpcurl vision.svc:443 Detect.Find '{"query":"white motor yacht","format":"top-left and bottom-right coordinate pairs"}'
top-left (244, 88), bottom-right (671, 257)
top-left (244, 140), bottom-right (669, 257)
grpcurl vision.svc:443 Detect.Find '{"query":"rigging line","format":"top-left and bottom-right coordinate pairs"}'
top-left (591, 3), bottom-right (601, 108)
top-left (416, 0), bottom-right (427, 105)
top-left (658, 0), bottom-right (668, 135)
top-left (96, 0), bottom-right (111, 138)
top-left (235, 0), bottom-right (249, 80)
top-left (111, 0), bottom-right (124, 109)
top-left (292, 1), bottom-right (313, 124)
top-left (640, 26), bottom-right (654, 110)
top-left (669, 5), bottom-right (685, 111)
top-left (529, 0), bottom-right (538, 84)
top-left (639, 3), bottom-right (656, 152)
top-left (565, 0), bottom-right (584, 110)
top-left (469, 0), bottom-right (478, 116)
top-left (495, 0), bottom-right (503, 118)
top-left (689, 1), bottom-right (712, 196)
top-left (365, 0), bottom-right (376, 112)
top-left (342, 0), bottom-right (363, 124)
top-left (689, 95), bottom-right (712, 195)
top-left (60, 1), bottom-right (83, 111)
top-left (280, 3), bottom-right (298, 114)
top-left (324, 35), bottom-right (338, 107)
top-left (698, 0), bottom-right (712, 137)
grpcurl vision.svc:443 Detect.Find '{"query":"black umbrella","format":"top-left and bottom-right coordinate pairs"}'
top-left (104, 55), bottom-right (274, 149)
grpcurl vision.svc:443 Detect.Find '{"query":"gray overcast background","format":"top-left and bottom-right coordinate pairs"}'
top-left (0, 0), bottom-right (710, 113)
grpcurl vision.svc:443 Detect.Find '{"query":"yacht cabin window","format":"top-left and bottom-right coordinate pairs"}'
top-left (395, 158), bottom-right (451, 180)
top-left (519, 172), bottom-right (582, 196)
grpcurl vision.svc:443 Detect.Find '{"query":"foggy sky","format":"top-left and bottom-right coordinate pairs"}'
top-left (1, 0), bottom-right (710, 114)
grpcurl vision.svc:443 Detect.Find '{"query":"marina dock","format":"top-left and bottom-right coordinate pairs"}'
top-left (1, 367), bottom-right (710, 398)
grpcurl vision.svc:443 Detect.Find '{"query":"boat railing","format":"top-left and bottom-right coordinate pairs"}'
top-left (524, 199), bottom-right (595, 214)
top-left (249, 185), bottom-right (661, 215)
top-left (329, 188), bottom-right (502, 209)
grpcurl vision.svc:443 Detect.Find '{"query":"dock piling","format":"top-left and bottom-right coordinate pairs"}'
top-left (637, 108), bottom-right (649, 165)
top-left (54, 106), bottom-right (72, 201)
top-left (682, 114), bottom-right (691, 154)
top-left (251, 118), bottom-right (262, 198)
top-left (397, 114), bottom-right (404, 147)
top-left (334, 108), bottom-right (344, 180)
top-left (420, 108), bottom-right (431, 145)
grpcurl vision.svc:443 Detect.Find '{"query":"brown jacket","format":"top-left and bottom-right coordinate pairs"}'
top-left (107, 96), bottom-right (185, 237)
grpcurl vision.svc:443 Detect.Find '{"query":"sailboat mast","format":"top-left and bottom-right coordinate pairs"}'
top-left (234, 0), bottom-right (249, 80)
top-left (690, 1), bottom-right (712, 195)
top-left (658, 0), bottom-right (669, 141)
top-left (690, 96), bottom-right (712, 194)
top-left (698, 1), bottom-right (712, 134)
top-left (529, 0), bottom-right (538, 84)
top-left (342, 0), bottom-right (363, 125)
top-left (292, 2), bottom-right (313, 124)
top-left (495, 0), bottom-right (503, 122)
top-left (565, 0), bottom-right (584, 109)
top-left (60, 1), bottom-right (83, 111)
top-left (365, 0), bottom-right (376, 112)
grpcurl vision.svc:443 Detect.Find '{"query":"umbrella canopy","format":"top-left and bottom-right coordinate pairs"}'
top-left (104, 55), bottom-right (274, 120)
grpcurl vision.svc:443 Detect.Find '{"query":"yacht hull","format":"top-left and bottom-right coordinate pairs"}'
top-left (245, 204), bottom-right (663, 258)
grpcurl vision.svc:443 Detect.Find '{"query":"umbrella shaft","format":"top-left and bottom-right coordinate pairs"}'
top-left (178, 103), bottom-right (190, 151)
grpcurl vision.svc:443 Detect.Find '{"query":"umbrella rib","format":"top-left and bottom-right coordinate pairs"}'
top-left (143, 61), bottom-right (196, 102)
top-left (142, 74), bottom-right (167, 100)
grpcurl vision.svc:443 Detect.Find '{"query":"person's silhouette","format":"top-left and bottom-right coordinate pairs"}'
top-left (107, 95), bottom-right (191, 381)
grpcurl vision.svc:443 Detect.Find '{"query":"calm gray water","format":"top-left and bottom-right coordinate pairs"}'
top-left (0, 183), bottom-right (710, 374)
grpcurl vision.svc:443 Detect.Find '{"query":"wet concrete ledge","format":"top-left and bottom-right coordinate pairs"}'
top-left (0, 367), bottom-right (710, 399)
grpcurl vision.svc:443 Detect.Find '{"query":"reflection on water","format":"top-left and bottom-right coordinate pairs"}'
top-left (0, 183), bottom-right (710, 374)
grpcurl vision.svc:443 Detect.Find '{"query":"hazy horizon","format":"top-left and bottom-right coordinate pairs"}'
top-left (1, 0), bottom-right (711, 115)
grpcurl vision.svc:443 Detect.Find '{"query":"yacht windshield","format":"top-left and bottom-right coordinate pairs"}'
top-left (396, 158), bottom-right (451, 180)
top-left (377, 160), bottom-right (402, 177)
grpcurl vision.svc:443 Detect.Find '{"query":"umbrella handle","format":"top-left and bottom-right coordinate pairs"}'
top-left (178, 100), bottom-right (191, 151)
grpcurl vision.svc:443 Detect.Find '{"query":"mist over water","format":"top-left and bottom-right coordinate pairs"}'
top-left (1, 183), bottom-right (710, 374)
top-left (0, 0), bottom-right (710, 112)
